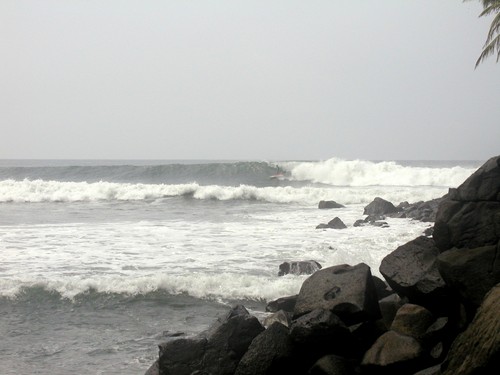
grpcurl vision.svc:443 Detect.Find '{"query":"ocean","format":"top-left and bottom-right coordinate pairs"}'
top-left (0, 158), bottom-right (482, 375)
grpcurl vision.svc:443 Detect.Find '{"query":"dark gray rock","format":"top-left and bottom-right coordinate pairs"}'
top-left (361, 331), bottom-right (424, 372)
top-left (413, 364), bottom-right (442, 375)
top-left (158, 305), bottom-right (264, 375)
top-left (144, 360), bottom-right (159, 375)
top-left (316, 223), bottom-right (331, 229)
top-left (378, 293), bottom-right (406, 330)
top-left (434, 155), bottom-right (500, 251)
top-left (363, 197), bottom-right (399, 216)
top-left (390, 303), bottom-right (434, 339)
top-left (353, 219), bottom-right (366, 227)
top-left (446, 156), bottom-right (500, 202)
top-left (372, 275), bottom-right (393, 300)
top-left (434, 200), bottom-right (500, 250)
top-left (318, 200), bottom-right (345, 209)
top-left (379, 236), bottom-right (450, 312)
top-left (290, 309), bottom-right (354, 367)
top-left (234, 322), bottom-right (294, 375)
top-left (293, 263), bottom-right (381, 325)
top-left (316, 217), bottom-right (347, 229)
top-left (158, 336), bottom-right (207, 375)
top-left (441, 284), bottom-right (500, 375)
top-left (365, 214), bottom-right (386, 222)
top-left (278, 260), bottom-right (322, 277)
top-left (308, 355), bottom-right (355, 375)
top-left (263, 310), bottom-right (292, 328)
top-left (266, 295), bottom-right (297, 313)
top-left (437, 242), bottom-right (500, 308)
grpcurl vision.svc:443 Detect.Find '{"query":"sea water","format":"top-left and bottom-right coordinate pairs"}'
top-left (0, 158), bottom-right (481, 374)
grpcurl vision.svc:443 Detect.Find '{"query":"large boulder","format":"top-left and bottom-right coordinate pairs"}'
top-left (363, 197), bottom-right (399, 216)
top-left (437, 242), bottom-right (500, 308)
top-left (158, 305), bottom-right (264, 375)
top-left (293, 263), bottom-right (381, 325)
top-left (234, 322), bottom-right (294, 375)
top-left (278, 260), bottom-right (322, 277)
top-left (289, 309), bottom-right (354, 370)
top-left (441, 284), bottom-right (500, 375)
top-left (361, 331), bottom-right (424, 372)
top-left (434, 155), bottom-right (500, 251)
top-left (379, 236), bottom-right (449, 312)
top-left (390, 303), bottom-right (434, 339)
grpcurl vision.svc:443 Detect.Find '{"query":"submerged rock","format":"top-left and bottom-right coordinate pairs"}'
top-left (318, 200), bottom-right (345, 209)
top-left (363, 197), bottom-right (399, 216)
top-left (278, 260), bottom-right (322, 277)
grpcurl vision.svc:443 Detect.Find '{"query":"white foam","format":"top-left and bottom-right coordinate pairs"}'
top-left (283, 158), bottom-right (476, 187)
top-left (0, 208), bottom-right (431, 301)
top-left (0, 179), bottom-right (450, 205)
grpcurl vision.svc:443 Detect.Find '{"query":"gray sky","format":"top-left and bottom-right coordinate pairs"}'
top-left (1, 0), bottom-right (499, 161)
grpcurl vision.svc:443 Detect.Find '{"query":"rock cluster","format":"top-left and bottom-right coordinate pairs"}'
top-left (146, 156), bottom-right (500, 375)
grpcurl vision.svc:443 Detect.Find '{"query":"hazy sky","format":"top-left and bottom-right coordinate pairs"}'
top-left (1, 0), bottom-right (499, 161)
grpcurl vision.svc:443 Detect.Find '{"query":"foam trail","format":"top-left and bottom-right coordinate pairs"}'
top-left (0, 179), bottom-right (449, 204)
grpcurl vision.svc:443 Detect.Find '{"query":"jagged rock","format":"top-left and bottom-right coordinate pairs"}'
top-left (293, 263), bottom-right (381, 324)
top-left (390, 303), bottom-right (434, 339)
top-left (361, 331), bottom-right (424, 372)
top-left (318, 200), bottom-right (345, 209)
top-left (437, 242), bottom-right (500, 308)
top-left (363, 197), bottom-right (399, 216)
top-left (266, 295), bottom-right (297, 313)
top-left (144, 360), bottom-right (159, 375)
top-left (424, 226), bottom-right (434, 237)
top-left (353, 219), bottom-right (366, 227)
top-left (278, 260), bottom-right (322, 277)
top-left (379, 236), bottom-right (449, 312)
top-left (434, 200), bottom-right (500, 250)
top-left (158, 305), bottom-right (264, 375)
top-left (263, 310), bottom-right (292, 328)
top-left (441, 284), bottom-right (500, 375)
top-left (447, 156), bottom-right (500, 202)
top-left (354, 216), bottom-right (389, 228)
top-left (414, 364), bottom-right (442, 375)
top-left (234, 322), bottom-right (294, 375)
top-left (400, 198), bottom-right (443, 222)
top-left (158, 336), bottom-right (207, 375)
top-left (316, 223), bottom-right (331, 229)
top-left (434, 155), bottom-right (500, 251)
top-left (372, 275), bottom-right (393, 300)
top-left (348, 320), bottom-right (388, 355)
top-left (290, 309), bottom-right (350, 347)
top-left (317, 217), bottom-right (347, 229)
top-left (308, 355), bottom-right (355, 375)
top-left (378, 293), bottom-right (406, 330)
top-left (371, 221), bottom-right (389, 228)
top-left (290, 309), bottom-right (354, 368)
top-left (365, 214), bottom-right (386, 222)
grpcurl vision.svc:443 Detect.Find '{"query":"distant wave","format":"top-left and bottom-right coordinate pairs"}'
top-left (0, 179), bottom-right (450, 205)
top-left (285, 158), bottom-right (476, 187)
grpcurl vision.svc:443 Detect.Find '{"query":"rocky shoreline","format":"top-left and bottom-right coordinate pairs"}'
top-left (146, 156), bottom-right (500, 375)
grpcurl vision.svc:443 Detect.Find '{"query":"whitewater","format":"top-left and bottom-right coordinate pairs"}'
top-left (0, 158), bottom-right (480, 375)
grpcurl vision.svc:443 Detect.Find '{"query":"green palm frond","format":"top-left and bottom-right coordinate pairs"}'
top-left (475, 34), bottom-right (500, 67)
top-left (474, 0), bottom-right (500, 67)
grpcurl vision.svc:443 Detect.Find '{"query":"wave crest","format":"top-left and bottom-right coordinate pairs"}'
top-left (285, 158), bottom-right (476, 187)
